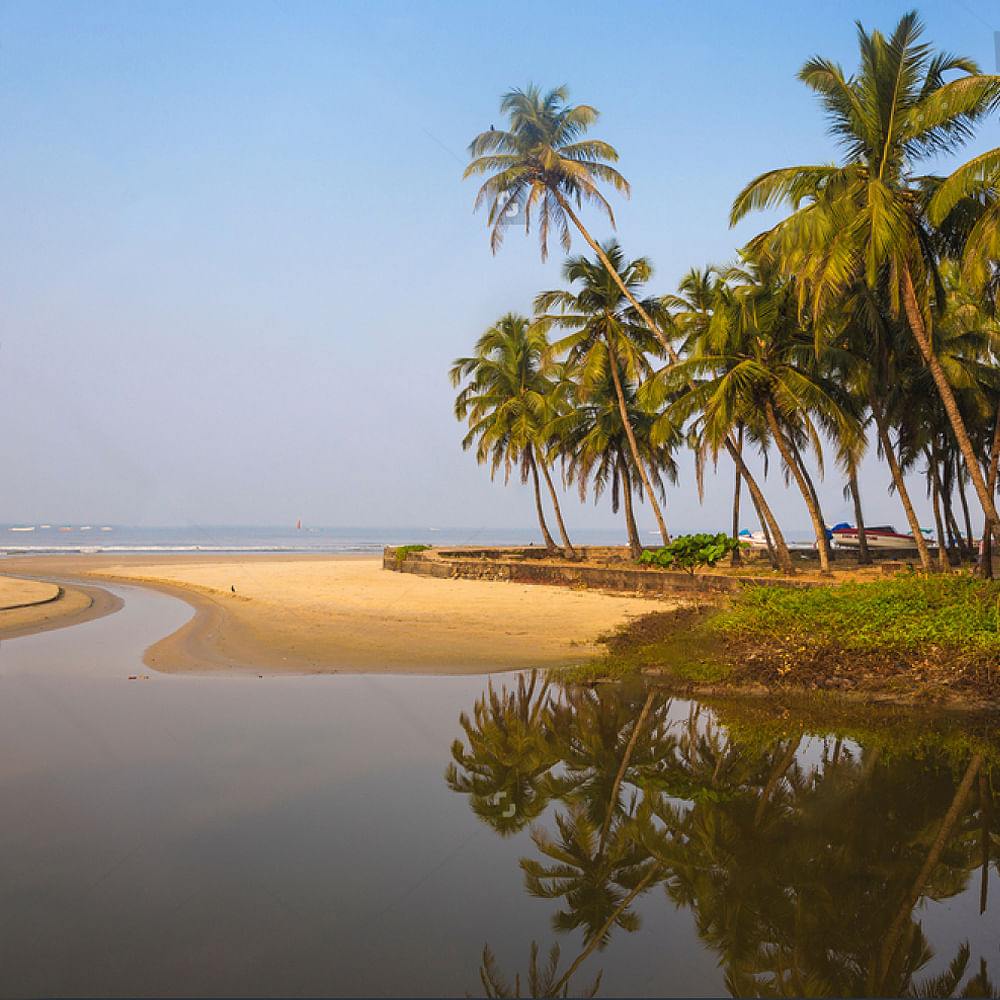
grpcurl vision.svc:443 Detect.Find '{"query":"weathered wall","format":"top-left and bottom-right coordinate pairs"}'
top-left (383, 546), bottom-right (819, 595)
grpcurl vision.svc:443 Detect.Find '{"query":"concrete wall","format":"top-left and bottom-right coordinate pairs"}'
top-left (383, 546), bottom-right (820, 595)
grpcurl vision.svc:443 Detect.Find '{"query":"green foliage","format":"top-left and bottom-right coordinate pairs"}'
top-left (393, 544), bottom-right (430, 562)
top-left (638, 534), bottom-right (745, 575)
top-left (713, 574), bottom-right (1000, 655)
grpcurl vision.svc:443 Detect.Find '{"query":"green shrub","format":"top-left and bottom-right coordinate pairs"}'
top-left (394, 544), bottom-right (431, 562)
top-left (639, 533), bottom-right (746, 575)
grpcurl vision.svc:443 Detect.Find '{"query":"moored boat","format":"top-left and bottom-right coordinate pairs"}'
top-left (830, 522), bottom-right (931, 550)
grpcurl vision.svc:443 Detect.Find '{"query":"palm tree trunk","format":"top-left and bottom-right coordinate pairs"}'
top-left (875, 754), bottom-right (984, 995)
top-left (981, 409), bottom-right (1000, 579)
top-left (556, 193), bottom-right (793, 569)
top-left (930, 454), bottom-right (949, 572)
top-left (537, 453), bottom-right (577, 559)
top-left (764, 399), bottom-right (831, 573)
top-left (731, 425), bottom-right (743, 567)
top-left (958, 468), bottom-right (975, 556)
top-left (526, 446), bottom-right (558, 553)
top-left (869, 388), bottom-right (934, 570)
top-left (902, 267), bottom-right (1000, 527)
top-left (606, 341), bottom-right (670, 546)
top-left (940, 455), bottom-right (962, 564)
top-left (849, 467), bottom-right (874, 565)
top-left (619, 454), bottom-right (642, 558)
top-left (756, 502), bottom-right (779, 568)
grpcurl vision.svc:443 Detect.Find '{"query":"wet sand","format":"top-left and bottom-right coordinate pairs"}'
top-left (0, 554), bottom-right (674, 674)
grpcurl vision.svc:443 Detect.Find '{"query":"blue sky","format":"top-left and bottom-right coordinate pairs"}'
top-left (1, 0), bottom-right (998, 537)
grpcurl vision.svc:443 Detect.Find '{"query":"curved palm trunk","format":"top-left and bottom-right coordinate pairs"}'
top-left (526, 446), bottom-right (558, 554)
top-left (902, 267), bottom-right (1000, 527)
top-left (554, 195), bottom-right (797, 572)
top-left (606, 341), bottom-right (670, 546)
top-left (753, 735), bottom-right (802, 829)
top-left (618, 453), bottom-right (642, 558)
top-left (869, 389), bottom-right (934, 570)
top-left (764, 399), bottom-right (831, 573)
top-left (726, 440), bottom-right (794, 573)
top-left (599, 690), bottom-right (655, 854)
top-left (848, 467), bottom-right (873, 565)
top-left (790, 438), bottom-right (834, 564)
top-left (536, 454), bottom-right (577, 559)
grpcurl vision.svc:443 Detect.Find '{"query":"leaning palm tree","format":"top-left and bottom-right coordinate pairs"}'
top-left (451, 314), bottom-right (576, 557)
top-left (731, 12), bottom-right (1000, 528)
top-left (535, 242), bottom-right (673, 545)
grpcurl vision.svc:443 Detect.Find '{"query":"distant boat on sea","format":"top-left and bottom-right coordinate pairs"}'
top-left (9, 525), bottom-right (35, 532)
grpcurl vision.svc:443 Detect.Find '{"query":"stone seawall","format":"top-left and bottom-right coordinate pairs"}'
top-left (382, 546), bottom-right (820, 595)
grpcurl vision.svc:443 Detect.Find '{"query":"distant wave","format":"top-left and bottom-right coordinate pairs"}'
top-left (0, 543), bottom-right (388, 555)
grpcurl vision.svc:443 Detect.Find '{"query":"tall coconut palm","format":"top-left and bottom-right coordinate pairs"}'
top-left (536, 242), bottom-right (674, 545)
top-left (451, 314), bottom-right (576, 557)
top-left (730, 13), bottom-right (1000, 528)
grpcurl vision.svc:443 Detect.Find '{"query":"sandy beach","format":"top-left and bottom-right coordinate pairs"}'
top-left (0, 554), bottom-right (673, 674)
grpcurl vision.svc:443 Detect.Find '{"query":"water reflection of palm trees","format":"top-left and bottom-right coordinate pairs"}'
top-left (449, 674), bottom-right (1000, 997)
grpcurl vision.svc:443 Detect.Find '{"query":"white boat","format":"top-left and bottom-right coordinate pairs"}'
top-left (830, 523), bottom-right (930, 550)
top-left (8, 525), bottom-right (35, 532)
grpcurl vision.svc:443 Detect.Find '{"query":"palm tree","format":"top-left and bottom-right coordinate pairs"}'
top-left (554, 366), bottom-right (677, 558)
top-left (731, 13), bottom-right (1000, 528)
top-left (451, 314), bottom-right (576, 557)
top-left (931, 144), bottom-right (1000, 294)
top-left (467, 85), bottom-right (794, 566)
top-left (535, 242), bottom-right (674, 546)
top-left (665, 266), bottom-right (798, 573)
top-left (666, 259), bottom-right (860, 573)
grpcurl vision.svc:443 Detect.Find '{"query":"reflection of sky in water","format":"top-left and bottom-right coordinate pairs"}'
top-left (0, 587), bottom-right (996, 997)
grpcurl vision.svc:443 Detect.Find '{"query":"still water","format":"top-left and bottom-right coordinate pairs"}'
top-left (0, 587), bottom-right (997, 997)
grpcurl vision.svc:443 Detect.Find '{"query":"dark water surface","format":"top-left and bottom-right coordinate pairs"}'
top-left (0, 588), bottom-right (998, 997)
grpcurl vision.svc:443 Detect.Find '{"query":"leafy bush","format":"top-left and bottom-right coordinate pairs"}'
top-left (638, 533), bottom-right (745, 575)
top-left (394, 544), bottom-right (431, 562)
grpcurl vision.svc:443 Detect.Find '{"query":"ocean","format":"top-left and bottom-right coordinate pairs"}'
top-left (0, 523), bottom-right (631, 556)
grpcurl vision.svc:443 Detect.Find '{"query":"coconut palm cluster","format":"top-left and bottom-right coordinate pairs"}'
top-left (453, 14), bottom-right (1000, 576)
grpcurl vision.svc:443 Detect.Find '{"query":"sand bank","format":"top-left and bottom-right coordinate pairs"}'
top-left (0, 573), bottom-right (123, 638)
top-left (0, 554), bottom-right (674, 675)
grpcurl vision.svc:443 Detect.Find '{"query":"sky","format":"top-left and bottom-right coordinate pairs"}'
top-left (1, 0), bottom-right (999, 537)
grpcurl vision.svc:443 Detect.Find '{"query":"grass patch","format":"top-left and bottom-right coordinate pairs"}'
top-left (712, 573), bottom-right (1000, 657)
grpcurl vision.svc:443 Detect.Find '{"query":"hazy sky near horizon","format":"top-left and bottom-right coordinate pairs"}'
top-left (2, 0), bottom-right (998, 536)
